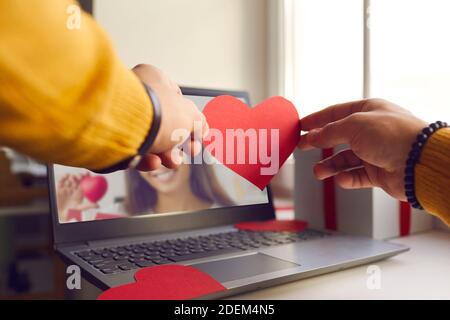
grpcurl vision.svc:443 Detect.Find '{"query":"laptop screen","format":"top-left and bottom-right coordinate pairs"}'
top-left (53, 93), bottom-right (270, 224)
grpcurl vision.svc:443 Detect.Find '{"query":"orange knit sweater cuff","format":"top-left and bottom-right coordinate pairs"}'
top-left (415, 128), bottom-right (450, 226)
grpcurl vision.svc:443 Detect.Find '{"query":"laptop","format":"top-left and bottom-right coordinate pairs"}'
top-left (47, 87), bottom-right (408, 298)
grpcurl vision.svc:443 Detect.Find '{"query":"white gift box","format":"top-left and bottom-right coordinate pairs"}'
top-left (294, 148), bottom-right (434, 239)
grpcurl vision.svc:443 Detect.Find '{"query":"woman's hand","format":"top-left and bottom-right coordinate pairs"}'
top-left (56, 173), bottom-right (99, 221)
top-left (298, 99), bottom-right (427, 200)
top-left (132, 64), bottom-right (208, 171)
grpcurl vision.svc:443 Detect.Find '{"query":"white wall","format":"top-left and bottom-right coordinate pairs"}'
top-left (94, 0), bottom-right (268, 103)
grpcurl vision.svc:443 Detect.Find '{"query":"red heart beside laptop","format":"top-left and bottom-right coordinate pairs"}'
top-left (202, 95), bottom-right (300, 189)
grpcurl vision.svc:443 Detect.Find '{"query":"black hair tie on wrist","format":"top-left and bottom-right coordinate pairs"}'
top-left (95, 82), bottom-right (161, 174)
top-left (404, 121), bottom-right (448, 209)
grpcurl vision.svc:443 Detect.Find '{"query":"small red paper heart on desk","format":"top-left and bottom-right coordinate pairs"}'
top-left (203, 96), bottom-right (300, 189)
top-left (97, 265), bottom-right (226, 300)
top-left (80, 175), bottom-right (108, 203)
top-left (235, 219), bottom-right (308, 233)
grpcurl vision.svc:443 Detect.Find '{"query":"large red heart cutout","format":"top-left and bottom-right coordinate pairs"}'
top-left (203, 95), bottom-right (300, 189)
top-left (97, 265), bottom-right (226, 300)
top-left (80, 175), bottom-right (108, 203)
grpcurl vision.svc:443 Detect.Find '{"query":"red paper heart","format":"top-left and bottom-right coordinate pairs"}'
top-left (97, 265), bottom-right (226, 300)
top-left (235, 219), bottom-right (308, 233)
top-left (80, 175), bottom-right (108, 203)
top-left (203, 96), bottom-right (300, 189)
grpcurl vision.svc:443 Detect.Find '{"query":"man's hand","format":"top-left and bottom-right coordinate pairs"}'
top-left (298, 99), bottom-right (427, 200)
top-left (132, 64), bottom-right (208, 171)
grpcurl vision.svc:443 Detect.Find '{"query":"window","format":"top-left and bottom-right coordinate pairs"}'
top-left (284, 0), bottom-right (450, 120)
top-left (370, 0), bottom-right (450, 121)
top-left (286, 0), bottom-right (363, 116)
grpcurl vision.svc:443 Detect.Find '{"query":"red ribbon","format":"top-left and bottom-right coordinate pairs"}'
top-left (322, 148), bottom-right (337, 230)
top-left (399, 201), bottom-right (411, 236)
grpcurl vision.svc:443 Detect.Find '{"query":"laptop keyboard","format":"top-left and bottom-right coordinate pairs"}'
top-left (74, 229), bottom-right (330, 275)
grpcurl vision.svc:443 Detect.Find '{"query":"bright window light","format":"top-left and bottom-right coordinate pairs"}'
top-left (291, 0), bottom-right (364, 118)
top-left (288, 0), bottom-right (450, 122)
top-left (370, 0), bottom-right (450, 121)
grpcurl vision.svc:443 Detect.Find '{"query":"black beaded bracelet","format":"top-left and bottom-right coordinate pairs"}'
top-left (404, 121), bottom-right (448, 209)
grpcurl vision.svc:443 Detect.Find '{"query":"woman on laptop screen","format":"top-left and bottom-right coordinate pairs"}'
top-left (125, 163), bottom-right (234, 215)
top-left (54, 162), bottom-right (239, 223)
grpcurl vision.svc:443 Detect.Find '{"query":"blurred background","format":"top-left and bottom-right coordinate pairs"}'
top-left (1, 0), bottom-right (449, 299)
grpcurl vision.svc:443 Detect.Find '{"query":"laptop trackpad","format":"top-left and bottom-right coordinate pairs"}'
top-left (191, 253), bottom-right (300, 283)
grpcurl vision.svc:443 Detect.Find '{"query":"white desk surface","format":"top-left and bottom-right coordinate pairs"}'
top-left (232, 230), bottom-right (450, 299)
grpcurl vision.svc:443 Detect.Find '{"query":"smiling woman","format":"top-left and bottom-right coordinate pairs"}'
top-left (125, 163), bottom-right (234, 215)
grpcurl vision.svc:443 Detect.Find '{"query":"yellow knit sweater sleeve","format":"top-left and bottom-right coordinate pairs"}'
top-left (0, 0), bottom-right (152, 170)
top-left (415, 128), bottom-right (450, 226)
